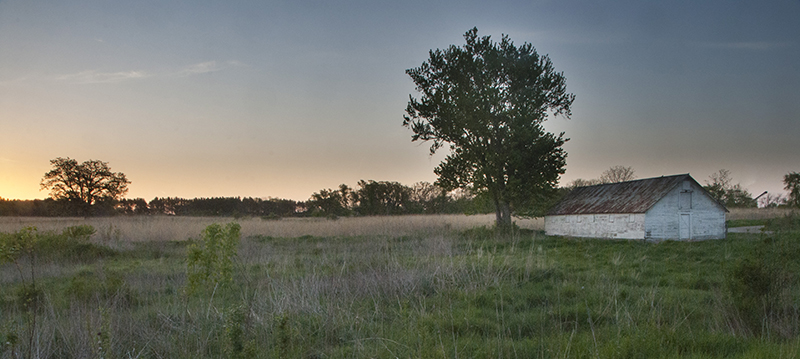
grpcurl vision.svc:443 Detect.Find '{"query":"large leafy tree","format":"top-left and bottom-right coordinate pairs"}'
top-left (403, 28), bottom-right (574, 230)
top-left (40, 157), bottom-right (130, 214)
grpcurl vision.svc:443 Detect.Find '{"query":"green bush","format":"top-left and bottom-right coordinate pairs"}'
top-left (186, 222), bottom-right (241, 295)
top-left (726, 235), bottom-right (799, 338)
top-left (65, 269), bottom-right (134, 305)
top-left (1, 323), bottom-right (20, 355)
top-left (61, 224), bottom-right (96, 240)
top-left (0, 227), bottom-right (36, 264)
top-left (26, 225), bottom-right (116, 262)
top-left (766, 212), bottom-right (800, 232)
top-left (14, 284), bottom-right (43, 312)
top-left (728, 257), bottom-right (772, 333)
top-left (223, 305), bottom-right (256, 359)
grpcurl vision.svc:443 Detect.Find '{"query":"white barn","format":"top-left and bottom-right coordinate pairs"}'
top-left (545, 174), bottom-right (727, 240)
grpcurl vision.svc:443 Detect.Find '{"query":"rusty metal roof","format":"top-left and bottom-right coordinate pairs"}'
top-left (548, 174), bottom-right (707, 215)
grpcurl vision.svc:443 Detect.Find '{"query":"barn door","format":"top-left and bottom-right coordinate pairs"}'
top-left (680, 214), bottom-right (691, 240)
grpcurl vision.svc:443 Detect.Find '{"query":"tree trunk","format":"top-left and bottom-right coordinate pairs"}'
top-left (495, 199), bottom-right (513, 234)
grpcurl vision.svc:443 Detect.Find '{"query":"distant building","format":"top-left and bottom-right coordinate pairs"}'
top-left (545, 174), bottom-right (727, 240)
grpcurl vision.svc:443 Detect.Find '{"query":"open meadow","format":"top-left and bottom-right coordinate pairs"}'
top-left (1, 209), bottom-right (799, 358)
top-left (0, 214), bottom-right (544, 243)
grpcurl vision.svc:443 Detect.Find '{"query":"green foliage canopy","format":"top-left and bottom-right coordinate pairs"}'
top-left (404, 28), bottom-right (574, 229)
top-left (703, 169), bottom-right (757, 208)
top-left (785, 172), bottom-right (800, 208)
top-left (307, 184), bottom-right (354, 217)
top-left (354, 180), bottom-right (411, 215)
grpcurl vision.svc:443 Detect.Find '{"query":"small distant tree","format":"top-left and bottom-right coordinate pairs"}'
top-left (724, 184), bottom-right (757, 208)
top-left (703, 169), bottom-right (756, 208)
top-left (116, 198), bottom-right (150, 215)
top-left (354, 180), bottom-right (411, 215)
top-left (784, 172), bottom-right (800, 208)
top-left (40, 157), bottom-right (130, 215)
top-left (565, 166), bottom-right (635, 188)
top-left (704, 169), bottom-right (732, 202)
top-left (307, 185), bottom-right (353, 217)
top-left (568, 178), bottom-right (602, 188)
top-left (408, 181), bottom-right (448, 214)
top-left (599, 166), bottom-right (636, 184)
top-left (760, 193), bottom-right (786, 208)
top-left (148, 197), bottom-right (170, 215)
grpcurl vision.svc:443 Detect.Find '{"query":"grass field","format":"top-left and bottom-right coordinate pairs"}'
top-left (726, 207), bottom-right (797, 226)
top-left (1, 209), bottom-right (799, 358)
top-left (0, 214), bottom-right (544, 243)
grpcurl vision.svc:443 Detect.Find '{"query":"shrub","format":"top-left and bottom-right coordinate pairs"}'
top-left (727, 258), bottom-right (772, 333)
top-left (766, 212), bottom-right (800, 232)
top-left (186, 222), bottom-right (241, 295)
top-left (726, 235), bottom-right (799, 338)
top-left (0, 227), bottom-right (36, 265)
top-left (14, 284), bottom-right (43, 312)
top-left (223, 305), bottom-right (256, 359)
top-left (1, 323), bottom-right (20, 356)
top-left (61, 224), bottom-right (96, 240)
top-left (65, 269), bottom-right (130, 304)
top-left (35, 225), bottom-right (115, 262)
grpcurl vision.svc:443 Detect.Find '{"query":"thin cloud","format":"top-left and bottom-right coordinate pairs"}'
top-left (54, 60), bottom-right (244, 84)
top-left (173, 60), bottom-right (245, 77)
top-left (175, 61), bottom-right (222, 76)
top-left (56, 70), bottom-right (150, 84)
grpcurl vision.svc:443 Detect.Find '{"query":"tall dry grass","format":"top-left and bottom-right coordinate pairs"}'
top-left (727, 207), bottom-right (796, 221)
top-left (0, 214), bottom-right (544, 242)
top-left (2, 207), bottom-right (794, 243)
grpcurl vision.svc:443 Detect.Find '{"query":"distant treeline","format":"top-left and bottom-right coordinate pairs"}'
top-left (0, 181), bottom-right (493, 217)
top-left (304, 180), bottom-right (492, 217)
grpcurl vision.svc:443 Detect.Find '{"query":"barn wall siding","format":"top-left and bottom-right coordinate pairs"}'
top-left (644, 180), bottom-right (726, 240)
top-left (545, 213), bottom-right (646, 239)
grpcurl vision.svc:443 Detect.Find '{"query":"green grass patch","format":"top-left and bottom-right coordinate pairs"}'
top-left (766, 212), bottom-right (800, 231)
top-left (2, 222), bottom-right (800, 358)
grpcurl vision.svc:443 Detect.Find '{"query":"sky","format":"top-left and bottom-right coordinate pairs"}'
top-left (1, 0), bottom-right (798, 203)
